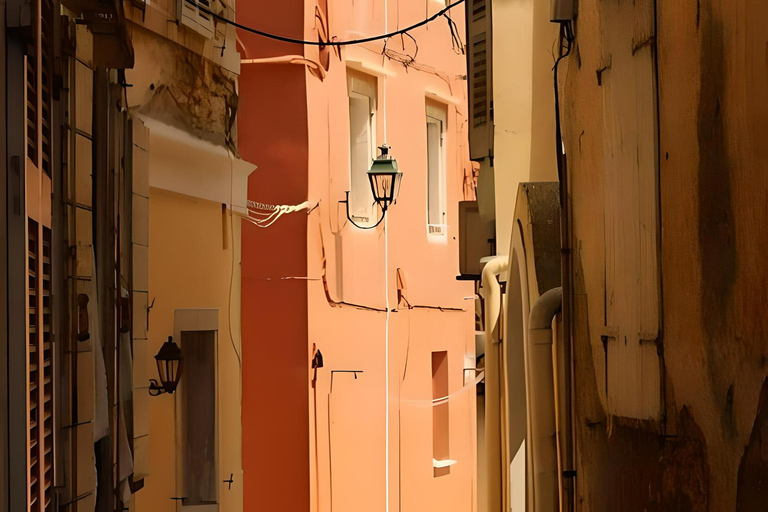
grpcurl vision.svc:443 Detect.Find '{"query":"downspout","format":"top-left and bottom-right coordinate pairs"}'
top-left (527, 287), bottom-right (562, 512)
top-left (553, 21), bottom-right (575, 512)
top-left (481, 256), bottom-right (508, 512)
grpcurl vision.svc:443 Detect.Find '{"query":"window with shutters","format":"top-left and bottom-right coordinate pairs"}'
top-left (178, 0), bottom-right (216, 39)
top-left (25, 2), bottom-right (56, 509)
top-left (600, 0), bottom-right (661, 421)
top-left (40, 0), bottom-right (53, 177)
top-left (432, 351), bottom-right (450, 477)
top-left (347, 69), bottom-right (378, 224)
top-left (26, 41), bottom-right (38, 166)
top-left (426, 102), bottom-right (448, 236)
top-left (465, 0), bottom-right (493, 161)
top-left (26, 223), bottom-right (55, 512)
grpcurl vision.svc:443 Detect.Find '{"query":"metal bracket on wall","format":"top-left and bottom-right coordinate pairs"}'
top-left (146, 296), bottom-right (156, 331)
top-left (330, 370), bottom-right (364, 393)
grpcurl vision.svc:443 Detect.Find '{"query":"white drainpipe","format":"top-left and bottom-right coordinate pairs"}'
top-left (527, 287), bottom-right (562, 512)
top-left (480, 256), bottom-right (508, 512)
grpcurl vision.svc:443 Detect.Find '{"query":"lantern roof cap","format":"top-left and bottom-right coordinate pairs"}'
top-left (155, 336), bottom-right (182, 361)
top-left (368, 144), bottom-right (400, 175)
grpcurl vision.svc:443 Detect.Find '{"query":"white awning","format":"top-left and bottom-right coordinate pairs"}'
top-left (140, 115), bottom-right (256, 212)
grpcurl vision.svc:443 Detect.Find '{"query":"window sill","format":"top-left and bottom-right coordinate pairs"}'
top-left (433, 458), bottom-right (458, 469)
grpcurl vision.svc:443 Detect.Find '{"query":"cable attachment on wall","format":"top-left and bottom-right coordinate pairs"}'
top-left (311, 349), bottom-right (324, 384)
top-left (330, 370), bottom-right (364, 393)
top-left (238, 199), bottom-right (320, 228)
top-left (312, 349), bottom-right (324, 369)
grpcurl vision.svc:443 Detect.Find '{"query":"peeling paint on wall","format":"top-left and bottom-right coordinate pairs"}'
top-left (128, 24), bottom-right (239, 152)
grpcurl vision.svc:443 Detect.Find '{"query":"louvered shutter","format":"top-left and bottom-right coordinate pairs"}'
top-left (25, 2), bottom-right (56, 509)
top-left (178, 0), bottom-right (215, 39)
top-left (465, 0), bottom-right (494, 161)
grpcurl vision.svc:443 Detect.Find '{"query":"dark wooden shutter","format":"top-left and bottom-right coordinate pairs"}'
top-left (25, 1), bottom-right (56, 509)
top-left (465, 0), bottom-right (494, 161)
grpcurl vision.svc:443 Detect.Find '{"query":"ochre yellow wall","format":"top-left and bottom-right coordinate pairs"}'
top-left (133, 188), bottom-right (243, 512)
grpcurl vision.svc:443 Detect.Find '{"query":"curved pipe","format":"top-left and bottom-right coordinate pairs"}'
top-left (527, 287), bottom-right (562, 512)
top-left (481, 256), bottom-right (509, 512)
top-left (241, 56), bottom-right (327, 80)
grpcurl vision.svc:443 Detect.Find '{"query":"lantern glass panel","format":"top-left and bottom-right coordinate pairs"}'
top-left (166, 360), bottom-right (176, 386)
top-left (156, 358), bottom-right (166, 383)
top-left (368, 169), bottom-right (402, 210)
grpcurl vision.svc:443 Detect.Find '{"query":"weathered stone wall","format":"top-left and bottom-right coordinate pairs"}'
top-left (561, 0), bottom-right (768, 509)
top-left (127, 24), bottom-right (238, 152)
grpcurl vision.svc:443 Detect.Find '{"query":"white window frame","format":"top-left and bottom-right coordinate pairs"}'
top-left (426, 102), bottom-right (448, 237)
top-left (347, 69), bottom-right (378, 226)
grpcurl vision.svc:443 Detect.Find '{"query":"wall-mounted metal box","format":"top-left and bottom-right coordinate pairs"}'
top-left (459, 201), bottom-right (496, 278)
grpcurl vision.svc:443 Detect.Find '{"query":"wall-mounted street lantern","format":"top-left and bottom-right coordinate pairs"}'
top-left (148, 336), bottom-right (183, 396)
top-left (342, 144), bottom-right (403, 229)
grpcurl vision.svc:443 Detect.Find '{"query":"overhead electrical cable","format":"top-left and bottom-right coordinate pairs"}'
top-left (184, 0), bottom-right (467, 47)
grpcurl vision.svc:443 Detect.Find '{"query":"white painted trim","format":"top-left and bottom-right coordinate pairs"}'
top-left (426, 88), bottom-right (462, 107)
top-left (139, 116), bottom-right (257, 213)
top-left (346, 59), bottom-right (397, 78)
top-left (173, 309), bottom-right (219, 336)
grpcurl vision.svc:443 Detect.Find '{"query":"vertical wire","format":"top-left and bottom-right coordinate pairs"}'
top-left (384, 214), bottom-right (390, 512)
top-left (383, 1), bottom-right (391, 510)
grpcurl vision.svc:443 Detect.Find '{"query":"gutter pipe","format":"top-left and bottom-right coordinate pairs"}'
top-left (527, 287), bottom-right (562, 512)
top-left (481, 256), bottom-right (509, 512)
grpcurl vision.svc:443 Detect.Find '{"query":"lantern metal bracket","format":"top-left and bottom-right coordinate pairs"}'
top-left (148, 379), bottom-right (169, 396)
top-left (340, 191), bottom-right (387, 230)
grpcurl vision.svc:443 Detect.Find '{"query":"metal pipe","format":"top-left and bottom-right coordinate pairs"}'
top-left (240, 56), bottom-right (327, 80)
top-left (527, 287), bottom-right (562, 512)
top-left (553, 22), bottom-right (575, 512)
top-left (481, 256), bottom-right (509, 512)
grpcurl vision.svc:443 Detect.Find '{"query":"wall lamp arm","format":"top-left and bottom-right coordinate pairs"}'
top-left (148, 379), bottom-right (167, 396)
top-left (340, 191), bottom-right (387, 230)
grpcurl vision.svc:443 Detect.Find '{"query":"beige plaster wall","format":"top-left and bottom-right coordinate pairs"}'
top-left (491, 0), bottom-right (559, 256)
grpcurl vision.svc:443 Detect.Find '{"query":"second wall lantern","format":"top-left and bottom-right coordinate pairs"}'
top-left (149, 336), bottom-right (183, 396)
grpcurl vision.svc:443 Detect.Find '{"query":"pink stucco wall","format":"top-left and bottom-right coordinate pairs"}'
top-left (238, 1), bottom-right (476, 510)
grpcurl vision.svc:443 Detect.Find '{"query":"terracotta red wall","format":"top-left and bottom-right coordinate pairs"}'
top-left (238, 2), bottom-right (476, 511)
top-left (238, 1), bottom-right (310, 510)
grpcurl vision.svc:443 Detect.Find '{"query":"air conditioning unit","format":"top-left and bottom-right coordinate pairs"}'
top-left (458, 201), bottom-right (495, 278)
top-left (428, 224), bottom-right (447, 236)
top-left (551, 0), bottom-right (576, 21)
top-left (179, 0), bottom-right (216, 39)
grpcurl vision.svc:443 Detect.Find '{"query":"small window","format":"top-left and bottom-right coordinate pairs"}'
top-left (432, 351), bottom-right (450, 477)
top-left (347, 70), bottom-right (378, 224)
top-left (426, 102), bottom-right (447, 235)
